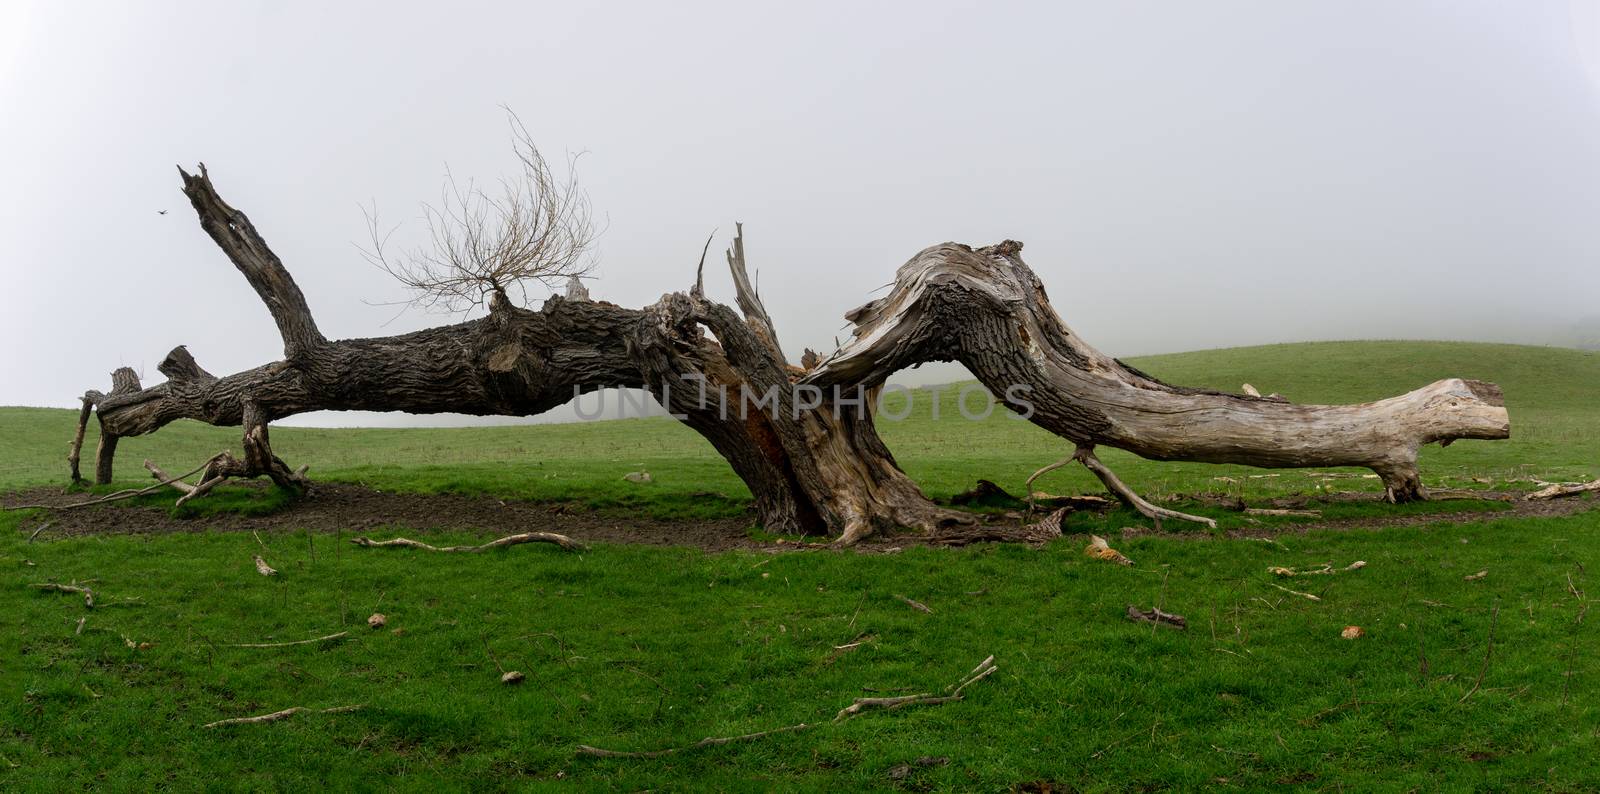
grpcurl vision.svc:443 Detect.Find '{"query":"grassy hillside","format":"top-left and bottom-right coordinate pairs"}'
top-left (3, 340), bottom-right (1598, 790)
top-left (3, 341), bottom-right (1595, 508)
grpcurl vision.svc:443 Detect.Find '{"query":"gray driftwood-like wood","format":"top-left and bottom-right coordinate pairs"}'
top-left (805, 240), bottom-right (1510, 504)
top-left (69, 165), bottom-right (964, 543)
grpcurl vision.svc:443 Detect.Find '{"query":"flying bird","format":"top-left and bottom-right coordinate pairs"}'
top-left (157, 210), bottom-right (168, 215)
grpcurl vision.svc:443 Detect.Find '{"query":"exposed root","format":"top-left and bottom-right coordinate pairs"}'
top-left (576, 655), bottom-right (996, 759)
top-left (226, 631), bottom-right (349, 648)
top-left (350, 532), bottom-right (586, 552)
top-left (1527, 479), bottom-right (1600, 500)
top-left (202, 704), bottom-right (363, 729)
top-left (1075, 445), bottom-right (1217, 529)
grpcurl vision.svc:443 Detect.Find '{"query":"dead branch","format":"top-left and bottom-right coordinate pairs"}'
top-left (893, 594), bottom-right (933, 614)
top-left (32, 582), bottom-right (94, 608)
top-left (26, 522), bottom-right (53, 542)
top-left (144, 460), bottom-right (196, 494)
top-left (1269, 561), bottom-right (1366, 577)
top-left (226, 631), bottom-right (349, 648)
top-left (1244, 508), bottom-right (1321, 517)
top-left (1267, 582), bottom-right (1322, 601)
top-left (5, 455), bottom-right (222, 512)
top-left (1075, 446), bottom-right (1217, 529)
top-left (576, 656), bottom-right (995, 759)
top-left (1527, 479), bottom-right (1600, 500)
top-left (350, 532), bottom-right (586, 552)
top-left (1126, 604), bottom-right (1188, 629)
top-left (202, 704), bottom-right (363, 729)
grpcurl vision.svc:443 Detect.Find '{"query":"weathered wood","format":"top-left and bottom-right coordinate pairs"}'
top-left (807, 241), bottom-right (1511, 503)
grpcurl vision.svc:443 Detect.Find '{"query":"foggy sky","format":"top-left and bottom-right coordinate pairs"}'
top-left (3, 1), bottom-right (1599, 427)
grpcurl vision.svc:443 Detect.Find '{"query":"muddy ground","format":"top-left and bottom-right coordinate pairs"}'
top-left (4, 482), bottom-right (1595, 552)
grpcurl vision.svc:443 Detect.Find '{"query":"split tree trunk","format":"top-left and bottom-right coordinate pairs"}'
top-left (805, 241), bottom-right (1511, 502)
top-left (72, 166), bottom-right (965, 542)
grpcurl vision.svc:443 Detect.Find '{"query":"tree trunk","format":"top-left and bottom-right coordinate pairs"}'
top-left (805, 240), bottom-right (1510, 502)
top-left (71, 165), bottom-right (964, 542)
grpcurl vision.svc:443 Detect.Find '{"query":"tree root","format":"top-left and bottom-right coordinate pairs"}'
top-left (350, 532), bottom-right (586, 552)
top-left (575, 655), bottom-right (996, 759)
top-left (202, 704), bottom-right (363, 729)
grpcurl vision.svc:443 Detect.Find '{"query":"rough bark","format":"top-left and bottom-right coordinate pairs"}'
top-left (71, 165), bottom-right (959, 543)
top-left (806, 240), bottom-right (1511, 502)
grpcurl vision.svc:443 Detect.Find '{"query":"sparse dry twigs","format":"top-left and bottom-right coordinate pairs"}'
top-left (1269, 561), bottom-right (1365, 577)
top-left (575, 656), bottom-right (997, 759)
top-left (202, 704), bottom-right (363, 729)
top-left (361, 111), bottom-right (597, 313)
top-left (350, 532), bottom-right (586, 553)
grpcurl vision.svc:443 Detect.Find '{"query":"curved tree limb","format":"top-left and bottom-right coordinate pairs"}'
top-left (806, 241), bottom-right (1511, 503)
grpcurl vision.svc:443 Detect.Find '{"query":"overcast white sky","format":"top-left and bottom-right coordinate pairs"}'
top-left (3, 1), bottom-right (1599, 426)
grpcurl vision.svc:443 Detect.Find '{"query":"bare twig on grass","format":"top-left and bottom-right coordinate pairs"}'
top-left (1244, 508), bottom-right (1321, 517)
top-left (350, 532), bottom-right (586, 552)
top-left (1126, 604), bottom-right (1188, 629)
top-left (75, 616), bottom-right (87, 635)
top-left (202, 704), bottom-right (363, 729)
top-left (1459, 602), bottom-right (1500, 704)
top-left (1268, 561), bottom-right (1366, 577)
top-left (575, 655), bottom-right (996, 759)
top-left (893, 594), bottom-right (932, 614)
top-left (226, 631), bottom-right (348, 648)
top-left (27, 522), bottom-right (53, 542)
top-left (1267, 582), bottom-right (1322, 602)
top-left (31, 582), bottom-right (95, 608)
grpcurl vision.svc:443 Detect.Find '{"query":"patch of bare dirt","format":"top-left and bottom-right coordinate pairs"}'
top-left (6, 483), bottom-right (1595, 552)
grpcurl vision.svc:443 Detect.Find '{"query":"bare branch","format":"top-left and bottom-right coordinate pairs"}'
top-left (363, 112), bottom-right (598, 313)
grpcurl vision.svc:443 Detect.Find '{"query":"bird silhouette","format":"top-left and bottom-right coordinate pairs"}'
top-left (157, 210), bottom-right (168, 215)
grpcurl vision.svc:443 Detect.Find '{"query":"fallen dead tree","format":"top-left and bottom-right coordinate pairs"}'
top-left (55, 144), bottom-right (1511, 544)
top-left (805, 241), bottom-right (1511, 520)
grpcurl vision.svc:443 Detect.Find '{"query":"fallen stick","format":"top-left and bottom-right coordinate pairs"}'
top-left (202, 704), bottom-right (363, 729)
top-left (1527, 479), bottom-right (1600, 500)
top-left (1267, 582), bottom-right (1322, 601)
top-left (350, 532), bottom-right (586, 552)
top-left (576, 655), bottom-right (996, 759)
top-left (226, 631), bottom-right (348, 648)
top-left (1076, 446), bottom-right (1217, 529)
top-left (1243, 508), bottom-right (1320, 518)
top-left (1125, 604), bottom-right (1188, 629)
top-left (1269, 561), bottom-right (1366, 577)
top-left (893, 594), bottom-right (933, 614)
top-left (27, 522), bottom-right (53, 542)
top-left (31, 582), bottom-right (94, 608)
top-left (144, 460), bottom-right (197, 494)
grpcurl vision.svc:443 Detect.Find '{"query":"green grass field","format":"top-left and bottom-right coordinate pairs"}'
top-left (3, 341), bottom-right (1598, 790)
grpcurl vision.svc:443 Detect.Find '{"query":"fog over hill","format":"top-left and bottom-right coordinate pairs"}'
top-left (3, 2), bottom-right (1599, 427)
